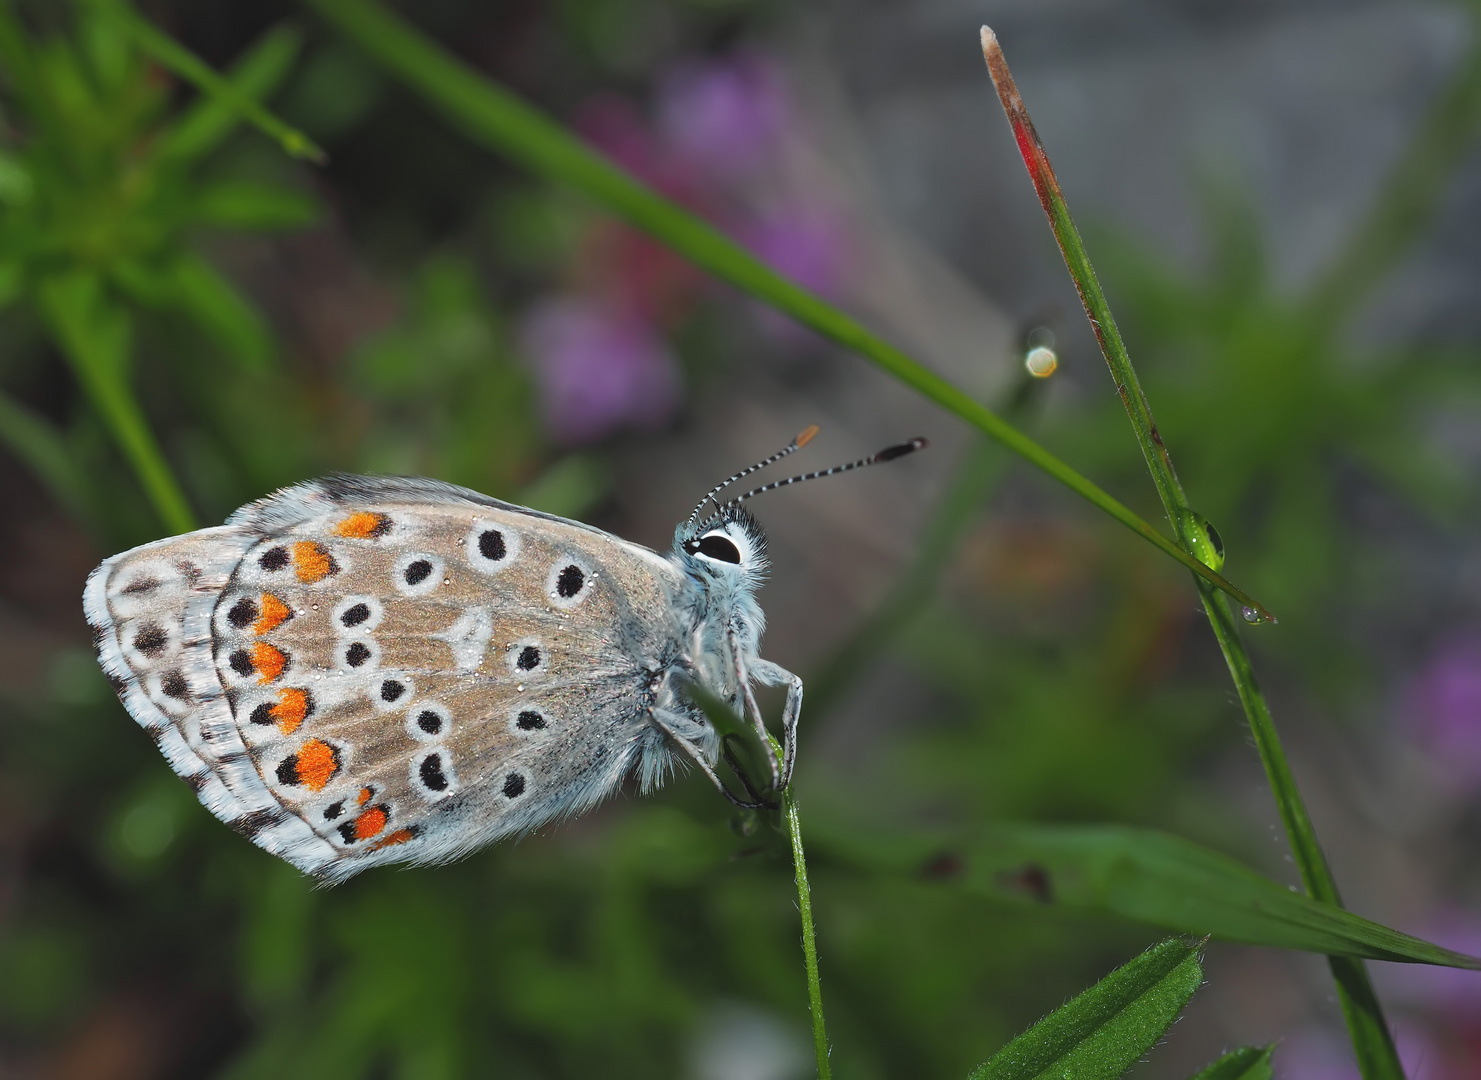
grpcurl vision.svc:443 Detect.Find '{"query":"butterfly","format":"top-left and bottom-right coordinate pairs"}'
top-left (83, 429), bottom-right (925, 883)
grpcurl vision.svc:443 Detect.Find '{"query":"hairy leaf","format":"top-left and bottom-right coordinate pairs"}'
top-left (968, 937), bottom-right (1203, 1080)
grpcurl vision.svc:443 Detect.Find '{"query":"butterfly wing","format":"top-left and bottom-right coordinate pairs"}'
top-left (87, 476), bottom-right (693, 883)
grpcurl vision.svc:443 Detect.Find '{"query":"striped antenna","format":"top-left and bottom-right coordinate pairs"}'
top-left (688, 425), bottom-right (820, 526)
top-left (722, 437), bottom-right (928, 509)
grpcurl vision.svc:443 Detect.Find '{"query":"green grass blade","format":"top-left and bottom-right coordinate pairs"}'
top-left (0, 387), bottom-right (95, 522)
top-left (156, 22), bottom-right (307, 162)
top-left (301, 0), bottom-right (1273, 620)
top-left (961, 825), bottom-right (1481, 968)
top-left (810, 373), bottom-right (1055, 713)
top-left (1188, 1046), bottom-right (1274, 1080)
top-left (168, 252), bottom-right (276, 371)
top-left (36, 272), bottom-right (197, 533)
top-left (0, 1), bottom-right (41, 115)
top-left (1306, 32), bottom-right (1481, 324)
top-left (822, 821), bottom-right (1481, 968)
top-left (807, 433), bottom-right (1009, 715)
top-left (979, 27), bottom-right (1403, 1077)
top-left (967, 937), bottom-right (1203, 1080)
top-left (113, 2), bottom-right (325, 164)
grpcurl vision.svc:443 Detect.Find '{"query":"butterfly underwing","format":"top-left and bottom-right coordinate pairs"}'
top-left (83, 472), bottom-right (805, 884)
top-left (84, 435), bottom-right (923, 883)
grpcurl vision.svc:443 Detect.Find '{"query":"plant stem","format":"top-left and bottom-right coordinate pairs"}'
top-left (37, 275), bottom-right (198, 534)
top-left (979, 26), bottom-right (1403, 1079)
top-left (1306, 26), bottom-right (1481, 326)
top-left (807, 373), bottom-right (1045, 716)
top-left (301, 0), bottom-right (1274, 621)
top-left (783, 781), bottom-right (831, 1080)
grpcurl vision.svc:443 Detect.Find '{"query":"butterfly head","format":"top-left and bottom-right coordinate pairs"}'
top-left (674, 503), bottom-right (769, 588)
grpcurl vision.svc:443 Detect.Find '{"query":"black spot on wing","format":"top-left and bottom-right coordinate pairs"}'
top-left (231, 809), bottom-right (286, 840)
top-left (556, 564), bottom-right (584, 597)
top-left (133, 623), bottom-right (168, 657)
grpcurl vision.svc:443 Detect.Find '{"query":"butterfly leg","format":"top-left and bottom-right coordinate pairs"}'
top-left (728, 630), bottom-right (781, 791)
top-left (720, 735), bottom-right (778, 808)
top-left (752, 659), bottom-right (803, 791)
top-left (648, 707), bottom-right (774, 811)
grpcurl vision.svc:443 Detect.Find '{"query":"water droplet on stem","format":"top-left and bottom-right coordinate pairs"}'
top-left (1175, 508), bottom-right (1225, 572)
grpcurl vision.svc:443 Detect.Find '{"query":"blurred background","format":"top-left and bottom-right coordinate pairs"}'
top-left (2, 0), bottom-right (1480, 1076)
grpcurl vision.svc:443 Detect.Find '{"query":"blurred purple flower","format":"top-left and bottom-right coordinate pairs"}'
top-left (1406, 636), bottom-right (1481, 779)
top-left (521, 298), bottom-right (681, 446)
top-left (738, 203), bottom-right (849, 344)
top-left (742, 204), bottom-right (848, 296)
top-left (656, 52), bottom-right (787, 180)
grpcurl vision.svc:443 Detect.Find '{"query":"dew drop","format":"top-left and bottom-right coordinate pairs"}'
top-left (1241, 605), bottom-right (1261, 624)
top-left (1024, 344), bottom-right (1058, 378)
top-left (1174, 508), bottom-right (1225, 572)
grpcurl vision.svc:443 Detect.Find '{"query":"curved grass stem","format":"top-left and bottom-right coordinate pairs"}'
top-left (300, 0), bottom-right (1273, 622)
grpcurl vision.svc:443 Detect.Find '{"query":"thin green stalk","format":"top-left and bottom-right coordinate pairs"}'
top-left (37, 274), bottom-right (198, 534)
top-left (114, 1), bottom-right (326, 164)
top-left (808, 374), bottom-right (1045, 715)
top-left (1306, 22), bottom-right (1481, 325)
top-left (301, 0), bottom-right (1274, 622)
top-left (980, 27), bottom-right (1402, 1080)
top-left (0, 387), bottom-right (94, 523)
top-left (73, 365), bottom-right (197, 535)
top-left (1200, 580), bottom-right (1400, 1076)
top-left (783, 778), bottom-right (831, 1080)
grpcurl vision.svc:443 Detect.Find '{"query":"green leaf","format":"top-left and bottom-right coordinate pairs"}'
top-left (159, 23), bottom-right (306, 162)
top-left (36, 271), bottom-right (196, 532)
top-left (823, 822), bottom-right (1481, 968)
top-left (114, 3), bottom-right (325, 163)
top-left (0, 388), bottom-right (94, 521)
top-left (1188, 1046), bottom-right (1274, 1080)
top-left (303, 0), bottom-right (1274, 619)
top-left (968, 937), bottom-right (1204, 1080)
top-left (0, 2), bottom-right (40, 112)
top-left (168, 253), bottom-right (275, 370)
top-left (516, 455), bottom-right (609, 520)
top-left (188, 180), bottom-right (319, 231)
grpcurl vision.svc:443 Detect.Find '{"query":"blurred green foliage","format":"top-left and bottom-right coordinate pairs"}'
top-left (1, 1), bottom-right (1479, 1078)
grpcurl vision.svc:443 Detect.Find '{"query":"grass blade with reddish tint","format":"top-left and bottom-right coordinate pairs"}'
top-left (979, 26), bottom-right (1404, 1080)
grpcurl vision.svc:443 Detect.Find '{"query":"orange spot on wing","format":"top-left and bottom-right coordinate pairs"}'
top-left (352, 806), bottom-right (388, 840)
top-left (369, 828), bottom-right (415, 851)
top-left (357, 787), bottom-right (373, 806)
top-left (271, 688), bottom-right (310, 735)
top-left (254, 594), bottom-right (292, 634)
top-left (291, 541), bottom-right (337, 583)
top-left (252, 642), bottom-right (287, 684)
top-left (296, 739), bottom-right (339, 792)
top-left (333, 512), bottom-right (392, 539)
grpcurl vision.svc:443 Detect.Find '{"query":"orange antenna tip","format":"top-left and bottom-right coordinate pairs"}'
top-left (795, 425), bottom-right (820, 448)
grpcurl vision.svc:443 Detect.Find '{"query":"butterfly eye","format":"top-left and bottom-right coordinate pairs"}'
top-left (693, 533), bottom-right (742, 564)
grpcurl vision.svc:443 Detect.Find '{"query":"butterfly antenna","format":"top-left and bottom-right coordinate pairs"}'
top-left (722, 437), bottom-right (928, 508)
top-left (687, 425), bottom-right (820, 526)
